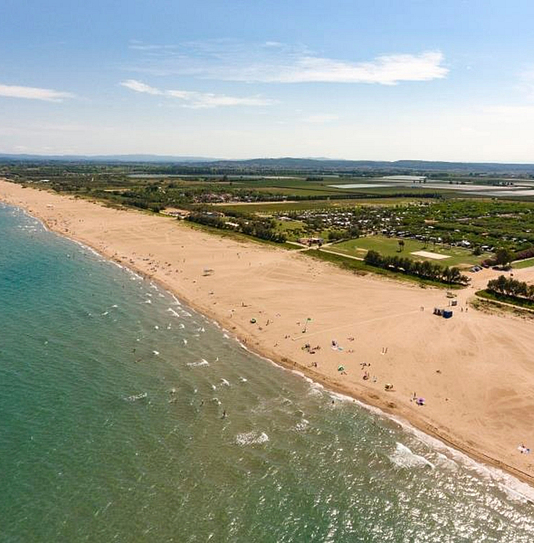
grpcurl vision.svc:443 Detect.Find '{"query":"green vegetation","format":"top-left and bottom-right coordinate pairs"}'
top-left (186, 212), bottom-right (287, 243)
top-left (364, 250), bottom-right (468, 285)
top-left (216, 197), bottom-right (427, 214)
top-left (513, 257), bottom-right (534, 269)
top-left (486, 275), bottom-right (534, 300)
top-left (476, 289), bottom-right (534, 311)
top-left (307, 249), bottom-right (462, 288)
top-left (5, 159), bottom-right (534, 288)
top-left (332, 235), bottom-right (488, 267)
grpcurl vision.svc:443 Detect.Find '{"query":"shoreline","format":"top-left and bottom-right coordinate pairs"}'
top-left (2, 180), bottom-right (534, 489)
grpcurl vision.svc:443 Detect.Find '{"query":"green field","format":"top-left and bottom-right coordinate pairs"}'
top-left (332, 235), bottom-right (489, 268)
top-left (216, 197), bottom-right (424, 214)
top-left (513, 257), bottom-right (534, 269)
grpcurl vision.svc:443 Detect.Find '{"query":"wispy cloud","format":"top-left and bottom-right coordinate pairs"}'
top-left (120, 79), bottom-right (274, 108)
top-left (0, 83), bottom-right (74, 102)
top-left (121, 79), bottom-right (161, 95)
top-left (126, 40), bottom-right (448, 85)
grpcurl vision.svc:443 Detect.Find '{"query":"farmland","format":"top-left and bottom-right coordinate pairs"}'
top-left (5, 159), bottom-right (534, 283)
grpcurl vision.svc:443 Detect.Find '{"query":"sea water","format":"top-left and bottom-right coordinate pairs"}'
top-left (1, 202), bottom-right (534, 543)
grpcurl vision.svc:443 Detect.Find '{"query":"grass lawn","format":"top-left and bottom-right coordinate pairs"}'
top-left (333, 235), bottom-right (489, 268)
top-left (513, 257), bottom-right (534, 269)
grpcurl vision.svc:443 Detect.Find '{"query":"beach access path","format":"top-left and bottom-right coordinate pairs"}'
top-left (2, 179), bottom-right (534, 485)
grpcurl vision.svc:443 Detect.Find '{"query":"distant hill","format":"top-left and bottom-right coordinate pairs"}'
top-left (1, 153), bottom-right (534, 174)
top-left (190, 158), bottom-right (534, 174)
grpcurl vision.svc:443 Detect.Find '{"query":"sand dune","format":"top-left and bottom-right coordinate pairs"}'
top-left (2, 179), bottom-right (534, 485)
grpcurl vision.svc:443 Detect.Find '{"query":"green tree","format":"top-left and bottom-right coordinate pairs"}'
top-left (495, 248), bottom-right (514, 267)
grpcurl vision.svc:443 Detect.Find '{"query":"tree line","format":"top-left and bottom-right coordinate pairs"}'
top-left (364, 250), bottom-right (468, 285)
top-left (487, 275), bottom-right (534, 300)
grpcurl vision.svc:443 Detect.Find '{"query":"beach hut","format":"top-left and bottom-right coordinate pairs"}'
top-left (442, 310), bottom-right (453, 319)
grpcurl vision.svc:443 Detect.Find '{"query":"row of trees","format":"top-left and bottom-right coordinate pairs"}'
top-left (487, 275), bottom-right (534, 300)
top-left (186, 213), bottom-right (287, 243)
top-left (482, 247), bottom-right (515, 268)
top-left (364, 250), bottom-right (468, 285)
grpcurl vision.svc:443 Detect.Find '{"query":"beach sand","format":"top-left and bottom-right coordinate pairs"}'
top-left (2, 179), bottom-right (534, 485)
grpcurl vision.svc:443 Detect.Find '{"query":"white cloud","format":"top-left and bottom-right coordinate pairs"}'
top-left (121, 79), bottom-right (162, 95)
top-left (0, 83), bottom-right (74, 102)
top-left (303, 114), bottom-right (339, 123)
top-left (120, 79), bottom-right (274, 108)
top-left (229, 51), bottom-right (448, 85)
top-left (127, 40), bottom-right (448, 85)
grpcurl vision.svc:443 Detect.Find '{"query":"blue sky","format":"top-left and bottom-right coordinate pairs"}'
top-left (2, 0), bottom-right (534, 161)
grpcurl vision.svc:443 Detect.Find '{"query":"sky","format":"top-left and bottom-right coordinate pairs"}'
top-left (2, 0), bottom-right (534, 162)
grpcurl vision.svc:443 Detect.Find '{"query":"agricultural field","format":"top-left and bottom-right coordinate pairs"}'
top-left (216, 197), bottom-right (422, 214)
top-left (332, 235), bottom-right (491, 268)
top-left (6, 159), bottom-right (534, 282)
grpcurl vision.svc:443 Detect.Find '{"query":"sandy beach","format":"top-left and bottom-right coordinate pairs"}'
top-left (2, 179), bottom-right (534, 485)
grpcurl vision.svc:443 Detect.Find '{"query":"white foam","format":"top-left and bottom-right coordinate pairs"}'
top-left (389, 442), bottom-right (435, 469)
top-left (187, 360), bottom-right (209, 368)
top-left (167, 307), bottom-right (181, 318)
top-left (124, 392), bottom-right (148, 402)
top-left (294, 419), bottom-right (310, 431)
top-left (236, 431), bottom-right (270, 446)
top-left (389, 416), bottom-right (534, 502)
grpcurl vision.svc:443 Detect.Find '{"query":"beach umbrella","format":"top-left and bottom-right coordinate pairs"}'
top-left (337, 365), bottom-right (345, 372)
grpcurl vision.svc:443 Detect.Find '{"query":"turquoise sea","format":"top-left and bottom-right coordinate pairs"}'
top-left (1, 202), bottom-right (534, 542)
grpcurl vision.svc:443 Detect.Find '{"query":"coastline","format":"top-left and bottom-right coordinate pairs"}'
top-left (2, 179), bottom-right (534, 489)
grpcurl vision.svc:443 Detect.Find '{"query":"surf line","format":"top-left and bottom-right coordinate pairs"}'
top-left (5, 197), bottom-right (534, 497)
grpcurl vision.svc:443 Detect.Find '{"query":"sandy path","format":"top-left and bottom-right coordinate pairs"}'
top-left (2, 180), bottom-right (534, 485)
